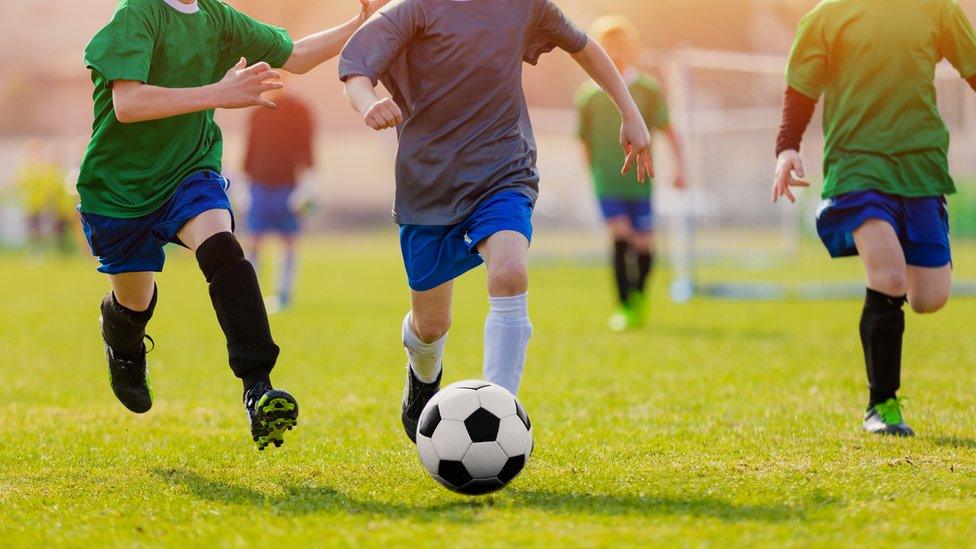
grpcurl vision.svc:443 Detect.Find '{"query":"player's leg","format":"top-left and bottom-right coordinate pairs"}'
top-left (627, 198), bottom-right (656, 326)
top-left (606, 215), bottom-right (638, 331)
top-left (907, 265), bottom-right (951, 314)
top-left (178, 208), bottom-right (296, 449)
top-left (479, 230), bottom-right (532, 395)
top-left (102, 272), bottom-right (158, 413)
top-left (401, 281), bottom-right (454, 442)
top-left (277, 233), bottom-right (298, 309)
top-left (247, 231), bottom-right (265, 274)
top-left (853, 219), bottom-right (913, 436)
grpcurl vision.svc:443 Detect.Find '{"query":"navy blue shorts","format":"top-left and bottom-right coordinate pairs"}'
top-left (400, 191), bottom-right (535, 292)
top-left (598, 197), bottom-right (654, 233)
top-left (247, 182), bottom-right (300, 235)
top-left (815, 190), bottom-right (950, 268)
top-left (80, 170), bottom-right (234, 274)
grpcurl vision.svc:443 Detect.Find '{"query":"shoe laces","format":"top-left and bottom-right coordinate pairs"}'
top-left (874, 397), bottom-right (906, 425)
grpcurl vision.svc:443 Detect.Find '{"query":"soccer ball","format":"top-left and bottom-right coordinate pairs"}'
top-left (416, 380), bottom-right (533, 495)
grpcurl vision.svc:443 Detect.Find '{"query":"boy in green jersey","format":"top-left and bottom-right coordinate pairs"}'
top-left (576, 15), bottom-right (686, 331)
top-left (80, 0), bottom-right (387, 450)
top-left (773, 0), bottom-right (976, 436)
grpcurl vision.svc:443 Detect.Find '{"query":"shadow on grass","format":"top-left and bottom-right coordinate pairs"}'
top-left (155, 468), bottom-right (486, 522)
top-left (507, 490), bottom-right (837, 523)
top-left (929, 436), bottom-right (976, 450)
top-left (156, 468), bottom-right (834, 524)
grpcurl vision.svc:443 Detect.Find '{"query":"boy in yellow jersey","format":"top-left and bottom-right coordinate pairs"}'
top-left (773, 0), bottom-right (976, 436)
top-left (576, 15), bottom-right (686, 331)
top-left (13, 140), bottom-right (66, 253)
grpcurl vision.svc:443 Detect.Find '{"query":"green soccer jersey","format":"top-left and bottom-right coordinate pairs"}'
top-left (787, 0), bottom-right (976, 199)
top-left (576, 73), bottom-right (669, 201)
top-left (79, 0), bottom-right (293, 218)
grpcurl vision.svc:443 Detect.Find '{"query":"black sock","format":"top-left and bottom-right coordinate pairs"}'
top-left (196, 232), bottom-right (277, 391)
top-left (101, 286), bottom-right (157, 361)
top-left (612, 239), bottom-right (632, 305)
top-left (860, 288), bottom-right (906, 408)
top-left (636, 251), bottom-right (654, 294)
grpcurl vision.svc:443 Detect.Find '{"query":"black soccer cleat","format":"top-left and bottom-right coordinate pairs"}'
top-left (102, 317), bottom-right (154, 414)
top-left (244, 382), bottom-right (299, 451)
top-left (401, 366), bottom-right (442, 444)
top-left (863, 398), bottom-right (915, 437)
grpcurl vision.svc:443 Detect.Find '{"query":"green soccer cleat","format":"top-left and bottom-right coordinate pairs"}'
top-left (628, 291), bottom-right (648, 327)
top-left (244, 382), bottom-right (299, 450)
top-left (863, 397), bottom-right (915, 437)
top-left (608, 305), bottom-right (638, 332)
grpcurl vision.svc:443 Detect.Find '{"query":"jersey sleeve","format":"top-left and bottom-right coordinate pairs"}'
top-left (940, 0), bottom-right (976, 79)
top-left (785, 7), bottom-right (829, 100)
top-left (641, 79), bottom-right (670, 130)
top-left (83, 1), bottom-right (157, 84)
top-left (574, 84), bottom-right (596, 142)
top-left (218, 3), bottom-right (293, 69)
top-left (525, 0), bottom-right (589, 65)
top-left (339, 0), bottom-right (425, 85)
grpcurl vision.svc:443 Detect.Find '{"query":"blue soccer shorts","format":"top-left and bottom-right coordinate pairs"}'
top-left (598, 197), bottom-right (654, 233)
top-left (80, 170), bottom-right (234, 274)
top-left (399, 190), bottom-right (535, 292)
top-left (247, 181), bottom-right (300, 235)
top-left (815, 189), bottom-right (950, 268)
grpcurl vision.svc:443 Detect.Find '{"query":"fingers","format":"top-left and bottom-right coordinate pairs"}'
top-left (235, 57), bottom-right (247, 69)
top-left (642, 149), bottom-right (654, 180)
top-left (621, 146), bottom-right (636, 176)
top-left (365, 99), bottom-right (403, 130)
top-left (258, 98), bottom-right (278, 110)
top-left (253, 69), bottom-right (281, 82)
top-left (249, 61), bottom-right (272, 74)
top-left (258, 81), bottom-right (285, 93)
top-left (794, 157), bottom-right (805, 179)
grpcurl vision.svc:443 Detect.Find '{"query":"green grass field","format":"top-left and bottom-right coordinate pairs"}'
top-left (2, 233), bottom-right (975, 547)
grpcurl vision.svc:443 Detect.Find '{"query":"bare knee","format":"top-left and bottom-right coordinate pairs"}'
top-left (114, 290), bottom-right (155, 312)
top-left (413, 313), bottom-right (452, 343)
top-left (869, 269), bottom-right (908, 297)
top-left (909, 293), bottom-right (949, 314)
top-left (487, 260), bottom-right (528, 297)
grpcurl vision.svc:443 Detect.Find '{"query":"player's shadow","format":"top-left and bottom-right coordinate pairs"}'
top-left (156, 468), bottom-right (831, 523)
top-left (154, 468), bottom-right (490, 522)
top-left (508, 489), bottom-right (837, 523)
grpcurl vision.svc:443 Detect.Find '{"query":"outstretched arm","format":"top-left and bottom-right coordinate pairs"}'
top-left (283, 0), bottom-right (390, 75)
top-left (113, 58), bottom-right (282, 124)
top-left (571, 38), bottom-right (653, 182)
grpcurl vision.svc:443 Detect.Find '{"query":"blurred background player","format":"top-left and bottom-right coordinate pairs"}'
top-left (773, 0), bottom-right (976, 437)
top-left (243, 80), bottom-right (315, 313)
top-left (12, 140), bottom-right (72, 257)
top-left (576, 15), bottom-right (686, 332)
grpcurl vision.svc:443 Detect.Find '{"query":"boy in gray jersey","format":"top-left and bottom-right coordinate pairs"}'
top-left (339, 0), bottom-right (653, 443)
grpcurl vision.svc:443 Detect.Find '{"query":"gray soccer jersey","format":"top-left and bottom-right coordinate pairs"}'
top-left (339, 0), bottom-right (588, 226)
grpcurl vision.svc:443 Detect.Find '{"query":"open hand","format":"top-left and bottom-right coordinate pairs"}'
top-left (620, 117), bottom-right (654, 183)
top-left (772, 149), bottom-right (810, 203)
top-left (363, 97), bottom-right (403, 130)
top-left (216, 58), bottom-right (283, 110)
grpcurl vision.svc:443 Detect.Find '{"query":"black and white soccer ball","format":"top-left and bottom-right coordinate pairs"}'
top-left (416, 380), bottom-right (533, 495)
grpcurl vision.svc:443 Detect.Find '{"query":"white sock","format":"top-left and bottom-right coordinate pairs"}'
top-left (483, 293), bottom-right (532, 395)
top-left (402, 312), bottom-right (446, 383)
